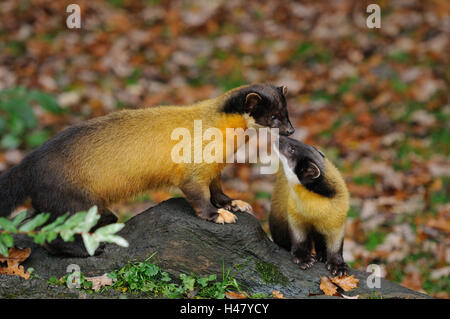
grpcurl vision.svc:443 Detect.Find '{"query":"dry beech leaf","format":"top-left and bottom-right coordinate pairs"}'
top-left (272, 290), bottom-right (285, 299)
top-left (225, 291), bottom-right (248, 299)
top-left (84, 273), bottom-right (114, 291)
top-left (331, 275), bottom-right (359, 292)
top-left (0, 248), bottom-right (31, 280)
top-left (320, 276), bottom-right (338, 296)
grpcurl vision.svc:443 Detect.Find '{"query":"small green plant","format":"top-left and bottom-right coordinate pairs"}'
top-left (195, 261), bottom-right (241, 298)
top-left (47, 276), bottom-right (62, 286)
top-left (46, 255), bottom-right (272, 298)
top-left (367, 291), bottom-right (383, 299)
top-left (48, 272), bottom-right (94, 290)
top-left (26, 267), bottom-right (39, 280)
top-left (108, 255), bottom-right (242, 298)
top-left (0, 206), bottom-right (128, 256)
top-left (0, 87), bottom-right (64, 150)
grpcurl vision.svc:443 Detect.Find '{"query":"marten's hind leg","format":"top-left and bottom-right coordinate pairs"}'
top-left (209, 177), bottom-right (253, 215)
top-left (96, 208), bottom-right (118, 227)
top-left (182, 180), bottom-right (237, 224)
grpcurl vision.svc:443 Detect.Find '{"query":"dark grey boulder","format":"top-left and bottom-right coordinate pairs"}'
top-left (0, 198), bottom-right (429, 298)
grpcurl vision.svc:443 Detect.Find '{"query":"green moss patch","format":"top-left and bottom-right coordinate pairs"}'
top-left (255, 260), bottom-right (288, 286)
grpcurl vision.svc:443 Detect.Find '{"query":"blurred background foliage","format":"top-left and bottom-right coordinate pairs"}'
top-left (0, 0), bottom-right (448, 297)
top-left (0, 87), bottom-right (64, 149)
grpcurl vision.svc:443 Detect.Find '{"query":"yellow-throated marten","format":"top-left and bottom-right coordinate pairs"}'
top-left (270, 136), bottom-right (350, 276)
top-left (0, 84), bottom-right (294, 257)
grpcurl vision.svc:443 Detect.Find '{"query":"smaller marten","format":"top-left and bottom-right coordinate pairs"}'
top-left (270, 136), bottom-right (350, 276)
top-left (0, 83), bottom-right (294, 257)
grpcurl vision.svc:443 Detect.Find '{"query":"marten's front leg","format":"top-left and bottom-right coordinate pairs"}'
top-left (209, 177), bottom-right (253, 215)
top-left (209, 176), bottom-right (232, 208)
top-left (181, 180), bottom-right (237, 224)
top-left (324, 228), bottom-right (349, 277)
top-left (289, 224), bottom-right (316, 269)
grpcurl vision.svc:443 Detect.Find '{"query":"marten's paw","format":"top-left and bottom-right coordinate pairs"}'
top-left (215, 208), bottom-right (238, 224)
top-left (326, 261), bottom-right (349, 277)
top-left (230, 200), bottom-right (253, 214)
top-left (293, 255), bottom-right (316, 270)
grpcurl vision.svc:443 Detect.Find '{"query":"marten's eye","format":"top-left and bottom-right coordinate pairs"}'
top-left (289, 145), bottom-right (295, 154)
top-left (271, 115), bottom-right (277, 120)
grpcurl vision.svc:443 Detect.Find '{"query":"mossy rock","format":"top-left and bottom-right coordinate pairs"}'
top-left (1, 198), bottom-right (430, 299)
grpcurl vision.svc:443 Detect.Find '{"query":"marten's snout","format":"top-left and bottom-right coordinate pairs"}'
top-left (278, 136), bottom-right (326, 183)
top-left (279, 120), bottom-right (295, 136)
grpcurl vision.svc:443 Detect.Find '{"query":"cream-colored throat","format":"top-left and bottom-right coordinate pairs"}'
top-left (243, 113), bottom-right (264, 129)
top-left (273, 147), bottom-right (305, 211)
top-left (273, 147), bottom-right (301, 186)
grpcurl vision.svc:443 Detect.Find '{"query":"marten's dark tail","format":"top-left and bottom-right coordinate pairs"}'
top-left (0, 165), bottom-right (29, 217)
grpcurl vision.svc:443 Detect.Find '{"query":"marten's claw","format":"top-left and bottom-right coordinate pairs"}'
top-left (326, 261), bottom-right (349, 277)
top-left (293, 255), bottom-right (316, 269)
top-left (215, 208), bottom-right (238, 224)
top-left (230, 200), bottom-right (253, 215)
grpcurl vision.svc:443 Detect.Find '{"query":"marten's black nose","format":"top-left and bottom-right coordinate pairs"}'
top-left (286, 126), bottom-right (295, 135)
top-left (279, 121), bottom-right (295, 136)
top-left (283, 122), bottom-right (295, 136)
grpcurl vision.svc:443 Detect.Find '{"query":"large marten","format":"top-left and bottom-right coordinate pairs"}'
top-left (0, 84), bottom-right (294, 257)
top-left (270, 136), bottom-right (350, 276)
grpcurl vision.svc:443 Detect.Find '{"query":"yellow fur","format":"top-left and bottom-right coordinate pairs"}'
top-left (270, 158), bottom-right (349, 247)
top-left (62, 94), bottom-right (249, 205)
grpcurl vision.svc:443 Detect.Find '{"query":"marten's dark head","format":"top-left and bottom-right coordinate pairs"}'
top-left (223, 84), bottom-right (295, 136)
top-left (276, 136), bottom-right (336, 197)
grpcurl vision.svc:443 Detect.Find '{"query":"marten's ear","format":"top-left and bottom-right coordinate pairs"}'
top-left (294, 161), bottom-right (321, 184)
top-left (278, 85), bottom-right (288, 96)
top-left (245, 93), bottom-right (261, 111)
top-left (304, 162), bottom-right (321, 179)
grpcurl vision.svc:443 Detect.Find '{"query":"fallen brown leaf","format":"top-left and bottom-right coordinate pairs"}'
top-left (320, 276), bottom-right (338, 296)
top-left (225, 291), bottom-right (248, 299)
top-left (331, 275), bottom-right (359, 292)
top-left (0, 248), bottom-right (31, 280)
top-left (84, 273), bottom-right (114, 291)
top-left (272, 290), bottom-right (285, 299)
